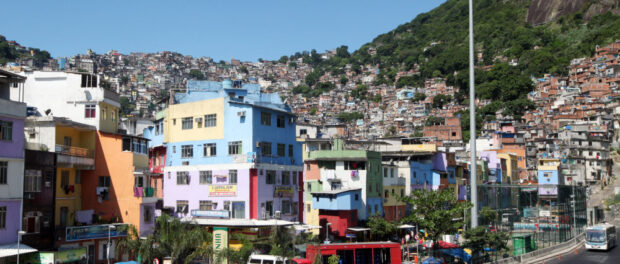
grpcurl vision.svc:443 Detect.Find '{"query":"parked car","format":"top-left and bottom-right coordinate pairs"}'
top-left (247, 254), bottom-right (290, 264)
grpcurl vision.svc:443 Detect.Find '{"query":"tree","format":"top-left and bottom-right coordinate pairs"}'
top-left (368, 216), bottom-right (397, 241)
top-left (401, 189), bottom-right (471, 252)
top-left (336, 45), bottom-right (350, 58)
top-left (239, 66), bottom-right (249, 74)
top-left (188, 69), bottom-right (204, 80)
top-left (328, 255), bottom-right (340, 264)
top-left (425, 115), bottom-right (444, 126)
top-left (279, 56), bottom-right (289, 64)
top-left (432, 94), bottom-right (452, 109)
top-left (336, 112), bottom-right (363, 123)
top-left (480, 206), bottom-right (498, 226)
top-left (339, 76), bottom-right (348, 86)
top-left (463, 226), bottom-right (509, 263)
top-left (411, 92), bottom-right (426, 102)
top-left (351, 84), bottom-right (368, 100)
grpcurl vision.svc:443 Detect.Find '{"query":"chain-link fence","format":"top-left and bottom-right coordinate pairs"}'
top-left (471, 184), bottom-right (587, 257)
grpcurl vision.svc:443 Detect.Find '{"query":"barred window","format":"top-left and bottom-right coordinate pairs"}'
top-left (24, 170), bottom-right (42, 192)
top-left (204, 114), bottom-right (217, 127)
top-left (260, 142), bottom-right (272, 156)
top-left (182, 117), bottom-right (193, 130)
top-left (199, 171), bottom-right (212, 184)
top-left (181, 145), bottom-right (193, 158)
top-left (176, 171), bottom-right (189, 185)
top-left (277, 143), bottom-right (286, 157)
top-left (261, 112), bottom-right (271, 126)
top-left (228, 141), bottom-right (242, 155)
top-left (203, 143), bottom-right (216, 157)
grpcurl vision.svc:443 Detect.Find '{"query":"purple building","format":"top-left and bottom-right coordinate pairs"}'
top-left (0, 70), bottom-right (27, 249)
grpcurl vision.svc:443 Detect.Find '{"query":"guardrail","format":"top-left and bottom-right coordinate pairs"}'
top-left (56, 144), bottom-right (93, 158)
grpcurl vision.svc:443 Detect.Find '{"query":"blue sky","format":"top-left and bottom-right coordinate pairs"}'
top-left (1, 0), bottom-right (445, 61)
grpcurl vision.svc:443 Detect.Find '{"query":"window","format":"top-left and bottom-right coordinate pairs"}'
top-left (260, 142), bottom-right (272, 156)
top-left (0, 206), bottom-right (5, 229)
top-left (300, 129), bottom-right (307, 136)
top-left (63, 136), bottom-right (72, 147)
top-left (228, 141), bottom-right (242, 155)
top-left (292, 172), bottom-right (297, 185)
top-left (181, 145), bottom-right (193, 158)
top-left (384, 168), bottom-right (388, 178)
top-left (102, 107), bottom-right (107, 120)
top-left (176, 171), bottom-right (189, 185)
top-left (265, 201), bottom-right (274, 217)
top-left (277, 115), bottom-right (285, 128)
top-left (134, 175), bottom-right (144, 188)
top-left (307, 204), bottom-right (311, 213)
top-left (288, 145), bottom-right (294, 157)
top-left (229, 170), bottom-right (238, 184)
top-left (203, 143), bottom-right (216, 157)
top-left (75, 171), bottom-right (81, 184)
top-left (391, 168), bottom-right (395, 178)
top-left (80, 74), bottom-right (97, 87)
top-left (307, 164), bottom-right (310, 171)
top-left (0, 161), bottom-right (6, 184)
top-left (277, 144), bottom-right (286, 157)
top-left (98, 176), bottom-right (111, 187)
top-left (200, 171), bottom-right (212, 184)
top-left (182, 117), bottom-right (193, 130)
top-left (261, 112), bottom-right (272, 126)
top-left (24, 170), bottom-right (42, 192)
top-left (281, 171), bottom-right (290, 185)
top-left (204, 114), bottom-right (217, 127)
top-left (60, 170), bottom-right (70, 188)
top-left (385, 190), bottom-right (389, 198)
top-left (199, 200), bottom-right (213, 211)
top-left (173, 119), bottom-right (176, 125)
top-left (355, 194), bottom-right (359, 200)
top-left (266, 170), bottom-right (276, 184)
top-left (0, 120), bottom-right (12, 141)
top-left (401, 189), bottom-right (404, 197)
top-left (143, 206), bottom-right (153, 223)
top-left (122, 138), bottom-right (131, 151)
top-left (232, 201), bottom-right (245, 219)
top-left (176, 200), bottom-right (189, 214)
top-left (282, 200), bottom-right (291, 214)
top-left (85, 104), bottom-right (96, 118)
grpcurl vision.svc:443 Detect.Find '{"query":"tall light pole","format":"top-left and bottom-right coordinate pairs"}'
top-left (468, 0), bottom-right (479, 228)
top-left (17, 230), bottom-right (26, 264)
top-left (107, 225), bottom-right (116, 264)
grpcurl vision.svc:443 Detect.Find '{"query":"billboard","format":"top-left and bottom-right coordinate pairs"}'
top-left (209, 185), bottom-right (236, 197)
top-left (213, 227), bottom-right (228, 264)
top-left (274, 186), bottom-right (294, 198)
top-left (66, 224), bottom-right (128, 242)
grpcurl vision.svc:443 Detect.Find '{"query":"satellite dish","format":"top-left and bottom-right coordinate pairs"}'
top-left (45, 109), bottom-right (52, 116)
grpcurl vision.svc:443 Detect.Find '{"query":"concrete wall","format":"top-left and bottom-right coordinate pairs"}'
top-left (312, 190), bottom-right (361, 211)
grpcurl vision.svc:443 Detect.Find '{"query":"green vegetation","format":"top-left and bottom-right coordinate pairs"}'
top-left (368, 216), bottom-right (398, 240)
top-left (401, 189), bottom-right (471, 251)
top-left (328, 255), bottom-right (340, 264)
top-left (425, 115), bottom-right (444, 126)
top-left (336, 112), bottom-right (364, 122)
top-left (188, 69), bottom-right (204, 80)
top-left (463, 226), bottom-right (509, 263)
top-left (411, 92), bottom-right (426, 103)
top-left (0, 35), bottom-right (51, 65)
top-left (351, 84), bottom-right (368, 100)
top-left (432, 94), bottom-right (452, 109)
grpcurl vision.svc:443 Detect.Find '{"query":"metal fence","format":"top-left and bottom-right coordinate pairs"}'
top-left (472, 184), bottom-right (588, 256)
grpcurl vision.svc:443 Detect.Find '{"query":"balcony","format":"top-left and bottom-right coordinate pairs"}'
top-left (134, 187), bottom-right (160, 202)
top-left (56, 144), bottom-right (94, 170)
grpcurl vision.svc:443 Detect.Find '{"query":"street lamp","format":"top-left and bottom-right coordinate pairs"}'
top-left (107, 225), bottom-right (116, 264)
top-left (325, 222), bottom-right (332, 244)
top-left (17, 230), bottom-right (26, 264)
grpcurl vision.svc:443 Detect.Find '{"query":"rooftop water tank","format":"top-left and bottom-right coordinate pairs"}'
top-left (222, 79), bottom-right (233, 89)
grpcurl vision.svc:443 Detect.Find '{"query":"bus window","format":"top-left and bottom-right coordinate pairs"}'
top-left (586, 230), bottom-right (606, 243)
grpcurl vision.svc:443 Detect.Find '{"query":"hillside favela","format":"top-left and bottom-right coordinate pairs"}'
top-left (2, 0), bottom-right (620, 263)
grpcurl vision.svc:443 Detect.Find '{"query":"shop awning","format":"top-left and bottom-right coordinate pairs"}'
top-left (0, 243), bottom-right (38, 258)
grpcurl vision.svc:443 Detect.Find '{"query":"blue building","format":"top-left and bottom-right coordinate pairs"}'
top-left (162, 80), bottom-right (303, 222)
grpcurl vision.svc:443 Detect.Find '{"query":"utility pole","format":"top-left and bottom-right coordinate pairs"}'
top-left (469, 0), bottom-right (479, 228)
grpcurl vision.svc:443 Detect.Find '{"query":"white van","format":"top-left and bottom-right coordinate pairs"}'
top-left (247, 254), bottom-right (290, 264)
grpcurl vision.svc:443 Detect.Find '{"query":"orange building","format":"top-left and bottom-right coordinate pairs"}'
top-left (82, 131), bottom-right (156, 237)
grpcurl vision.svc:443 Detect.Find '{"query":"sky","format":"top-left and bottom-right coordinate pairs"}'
top-left (1, 0), bottom-right (445, 62)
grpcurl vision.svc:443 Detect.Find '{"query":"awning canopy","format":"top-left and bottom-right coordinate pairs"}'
top-left (347, 227), bottom-right (371, 232)
top-left (398, 224), bottom-right (415, 229)
top-left (0, 243), bottom-right (38, 258)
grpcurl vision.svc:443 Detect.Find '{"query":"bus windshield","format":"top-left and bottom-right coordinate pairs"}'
top-left (586, 230), bottom-right (606, 243)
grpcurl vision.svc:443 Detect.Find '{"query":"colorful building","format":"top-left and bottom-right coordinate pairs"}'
top-left (162, 80), bottom-right (303, 222)
top-left (538, 158), bottom-right (561, 197)
top-left (0, 69), bottom-right (27, 255)
top-left (381, 163), bottom-right (406, 222)
top-left (303, 139), bottom-right (383, 238)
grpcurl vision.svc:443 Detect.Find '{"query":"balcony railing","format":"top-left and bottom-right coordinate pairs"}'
top-left (56, 145), bottom-right (93, 158)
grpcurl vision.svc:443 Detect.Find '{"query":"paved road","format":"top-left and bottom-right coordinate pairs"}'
top-left (550, 230), bottom-right (620, 264)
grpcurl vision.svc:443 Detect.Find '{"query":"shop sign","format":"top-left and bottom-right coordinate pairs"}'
top-left (209, 185), bottom-right (236, 197)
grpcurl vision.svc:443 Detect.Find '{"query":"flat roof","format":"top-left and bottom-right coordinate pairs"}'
top-left (311, 188), bottom-right (361, 196)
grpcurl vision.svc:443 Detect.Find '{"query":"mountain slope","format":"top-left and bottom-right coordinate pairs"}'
top-left (300, 0), bottom-right (620, 116)
top-left (0, 34), bottom-right (51, 65)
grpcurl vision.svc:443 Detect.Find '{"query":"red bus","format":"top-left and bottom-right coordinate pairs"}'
top-left (293, 242), bottom-right (402, 264)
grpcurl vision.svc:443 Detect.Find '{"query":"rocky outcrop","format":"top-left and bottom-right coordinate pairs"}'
top-left (526, 0), bottom-right (589, 25)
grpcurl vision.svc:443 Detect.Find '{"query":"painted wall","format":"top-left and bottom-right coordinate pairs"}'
top-left (18, 71), bottom-right (120, 133)
top-left (0, 116), bottom-right (25, 159)
top-left (98, 102), bottom-right (120, 134)
top-left (165, 97), bottom-right (226, 143)
top-left (55, 167), bottom-right (82, 227)
top-left (81, 132), bottom-right (149, 233)
top-left (318, 209), bottom-right (357, 237)
top-left (311, 190), bottom-right (362, 211)
top-left (410, 159), bottom-right (433, 190)
top-left (0, 200), bottom-right (21, 244)
top-left (256, 168), bottom-right (302, 222)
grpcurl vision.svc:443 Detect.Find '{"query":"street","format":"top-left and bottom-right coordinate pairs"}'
top-left (549, 230), bottom-right (620, 264)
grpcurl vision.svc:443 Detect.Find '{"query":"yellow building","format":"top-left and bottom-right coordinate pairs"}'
top-left (497, 153), bottom-right (518, 184)
top-left (164, 97), bottom-right (225, 143)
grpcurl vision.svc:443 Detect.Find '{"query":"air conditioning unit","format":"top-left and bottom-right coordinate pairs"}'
top-left (237, 111), bottom-right (246, 117)
top-left (274, 211), bottom-right (281, 219)
top-left (194, 117), bottom-right (203, 123)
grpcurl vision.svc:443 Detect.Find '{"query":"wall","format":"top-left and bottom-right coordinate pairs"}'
top-left (81, 132), bottom-right (145, 232)
top-left (0, 200), bottom-right (21, 244)
top-left (312, 190), bottom-right (362, 211)
top-left (21, 150), bottom-right (56, 250)
top-left (98, 102), bottom-right (120, 134)
top-left (165, 97), bottom-right (225, 143)
top-left (318, 209), bottom-right (357, 237)
top-left (55, 167), bottom-right (81, 227)
top-left (0, 116), bottom-right (25, 159)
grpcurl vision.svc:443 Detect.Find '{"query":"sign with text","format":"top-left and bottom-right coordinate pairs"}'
top-left (274, 186), bottom-right (294, 198)
top-left (55, 248), bottom-right (87, 263)
top-left (66, 224), bottom-right (128, 241)
top-left (191, 210), bottom-right (230, 218)
top-left (213, 227), bottom-right (228, 264)
top-left (209, 185), bottom-right (237, 197)
top-left (23, 252), bottom-right (54, 264)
